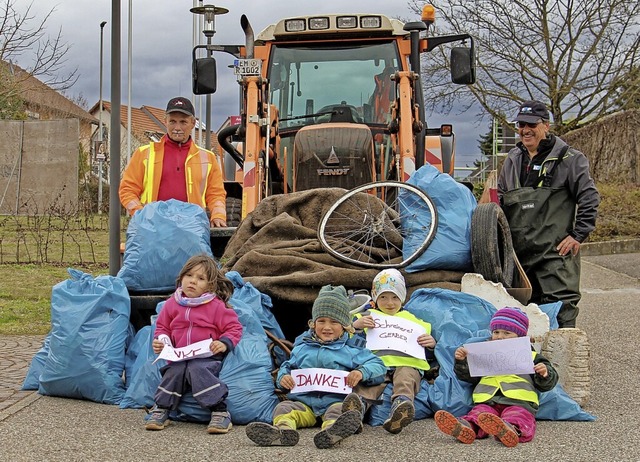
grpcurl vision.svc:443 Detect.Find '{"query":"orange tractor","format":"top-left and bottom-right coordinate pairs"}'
top-left (193, 5), bottom-right (476, 234)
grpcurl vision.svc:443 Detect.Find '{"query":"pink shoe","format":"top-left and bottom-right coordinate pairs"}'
top-left (476, 412), bottom-right (519, 448)
top-left (434, 410), bottom-right (476, 444)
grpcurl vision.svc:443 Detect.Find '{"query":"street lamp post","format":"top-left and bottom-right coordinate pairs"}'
top-left (98, 20), bottom-right (107, 214)
top-left (190, 4), bottom-right (228, 150)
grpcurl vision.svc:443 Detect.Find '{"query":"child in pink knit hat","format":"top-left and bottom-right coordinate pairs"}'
top-left (434, 307), bottom-right (558, 448)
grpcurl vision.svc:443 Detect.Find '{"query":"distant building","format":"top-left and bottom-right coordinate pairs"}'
top-left (1, 60), bottom-right (98, 150)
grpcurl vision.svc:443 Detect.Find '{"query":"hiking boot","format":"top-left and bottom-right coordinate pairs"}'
top-left (145, 406), bottom-right (170, 431)
top-left (314, 410), bottom-right (361, 449)
top-left (434, 410), bottom-right (476, 444)
top-left (246, 422), bottom-right (299, 447)
top-left (476, 412), bottom-right (519, 448)
top-left (342, 393), bottom-right (366, 434)
top-left (382, 396), bottom-right (415, 434)
top-left (207, 411), bottom-right (232, 434)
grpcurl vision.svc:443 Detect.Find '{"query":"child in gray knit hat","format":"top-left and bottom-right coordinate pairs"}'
top-left (246, 285), bottom-right (386, 449)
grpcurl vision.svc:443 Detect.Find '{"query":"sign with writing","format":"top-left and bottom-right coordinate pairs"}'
top-left (464, 336), bottom-right (534, 377)
top-left (233, 58), bottom-right (262, 76)
top-left (290, 368), bottom-right (352, 395)
top-left (366, 313), bottom-right (427, 361)
top-left (153, 339), bottom-right (213, 364)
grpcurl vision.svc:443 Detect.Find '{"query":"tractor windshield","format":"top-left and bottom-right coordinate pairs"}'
top-left (268, 41), bottom-right (400, 129)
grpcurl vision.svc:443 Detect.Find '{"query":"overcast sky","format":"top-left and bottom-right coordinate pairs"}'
top-left (19, 0), bottom-right (486, 167)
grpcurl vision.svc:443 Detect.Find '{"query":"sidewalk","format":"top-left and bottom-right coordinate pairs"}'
top-left (0, 335), bottom-right (44, 420)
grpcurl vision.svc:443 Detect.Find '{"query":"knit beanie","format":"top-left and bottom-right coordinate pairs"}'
top-left (371, 269), bottom-right (407, 303)
top-left (490, 307), bottom-right (529, 337)
top-left (312, 285), bottom-right (352, 328)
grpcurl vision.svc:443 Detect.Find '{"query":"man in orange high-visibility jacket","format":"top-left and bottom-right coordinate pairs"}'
top-left (119, 96), bottom-right (227, 227)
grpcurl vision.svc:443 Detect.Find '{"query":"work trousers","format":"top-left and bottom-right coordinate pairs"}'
top-left (273, 400), bottom-right (344, 430)
top-left (352, 366), bottom-right (422, 403)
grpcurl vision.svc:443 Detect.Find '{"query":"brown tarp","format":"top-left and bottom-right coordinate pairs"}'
top-left (222, 188), bottom-right (463, 306)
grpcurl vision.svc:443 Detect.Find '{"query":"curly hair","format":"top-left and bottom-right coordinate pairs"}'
top-left (175, 254), bottom-right (234, 306)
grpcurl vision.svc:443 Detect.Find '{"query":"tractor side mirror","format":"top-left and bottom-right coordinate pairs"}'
top-left (450, 47), bottom-right (476, 85)
top-left (192, 57), bottom-right (217, 95)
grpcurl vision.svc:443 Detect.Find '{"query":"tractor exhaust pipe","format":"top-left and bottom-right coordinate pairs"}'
top-left (241, 14), bottom-right (254, 58)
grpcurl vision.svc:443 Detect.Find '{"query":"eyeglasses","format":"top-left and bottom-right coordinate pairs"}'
top-left (516, 121), bottom-right (542, 129)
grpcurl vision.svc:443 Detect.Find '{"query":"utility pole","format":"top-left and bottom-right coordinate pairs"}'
top-left (190, 4), bottom-right (228, 150)
top-left (98, 20), bottom-right (107, 214)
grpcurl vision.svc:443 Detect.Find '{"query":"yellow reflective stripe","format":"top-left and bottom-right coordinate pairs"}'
top-left (141, 144), bottom-right (155, 204)
top-left (210, 199), bottom-right (226, 217)
top-left (355, 309), bottom-right (431, 371)
top-left (199, 150), bottom-right (209, 204)
top-left (472, 351), bottom-right (539, 405)
top-left (377, 352), bottom-right (430, 371)
top-left (187, 166), bottom-right (193, 196)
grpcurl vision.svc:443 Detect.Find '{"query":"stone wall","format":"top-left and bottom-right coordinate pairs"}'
top-left (0, 120), bottom-right (78, 215)
top-left (562, 109), bottom-right (640, 185)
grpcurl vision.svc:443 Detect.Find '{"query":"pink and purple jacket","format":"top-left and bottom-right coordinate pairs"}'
top-left (155, 295), bottom-right (243, 352)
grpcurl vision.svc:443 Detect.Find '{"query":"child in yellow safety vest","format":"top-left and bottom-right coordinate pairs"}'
top-left (435, 307), bottom-right (558, 448)
top-left (349, 269), bottom-right (437, 434)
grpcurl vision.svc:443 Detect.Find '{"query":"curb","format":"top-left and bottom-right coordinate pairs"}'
top-left (0, 392), bottom-right (41, 422)
top-left (581, 238), bottom-right (640, 256)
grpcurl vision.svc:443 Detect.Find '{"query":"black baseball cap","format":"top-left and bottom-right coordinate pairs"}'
top-left (514, 100), bottom-right (549, 123)
top-left (166, 97), bottom-right (195, 117)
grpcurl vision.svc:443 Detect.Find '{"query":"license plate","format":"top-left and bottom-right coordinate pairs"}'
top-left (233, 59), bottom-right (262, 76)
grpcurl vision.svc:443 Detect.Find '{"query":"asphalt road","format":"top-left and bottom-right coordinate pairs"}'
top-left (0, 253), bottom-right (638, 461)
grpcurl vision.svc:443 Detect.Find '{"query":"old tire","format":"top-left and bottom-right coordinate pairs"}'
top-left (471, 202), bottom-right (515, 287)
top-left (226, 197), bottom-right (242, 227)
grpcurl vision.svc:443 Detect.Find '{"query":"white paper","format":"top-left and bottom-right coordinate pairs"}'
top-left (464, 336), bottom-right (534, 377)
top-left (153, 338), bottom-right (213, 364)
top-left (365, 313), bottom-right (427, 361)
top-left (290, 368), bottom-right (352, 395)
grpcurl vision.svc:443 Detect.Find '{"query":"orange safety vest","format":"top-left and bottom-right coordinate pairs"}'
top-left (120, 137), bottom-right (226, 221)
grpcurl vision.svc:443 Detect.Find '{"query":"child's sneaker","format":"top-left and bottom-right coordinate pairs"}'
top-left (434, 410), bottom-right (476, 444)
top-left (145, 406), bottom-right (170, 431)
top-left (476, 412), bottom-right (519, 448)
top-left (314, 410), bottom-right (361, 449)
top-left (246, 422), bottom-right (299, 447)
top-left (382, 396), bottom-right (415, 434)
top-left (342, 393), bottom-right (366, 434)
top-left (207, 411), bottom-right (232, 434)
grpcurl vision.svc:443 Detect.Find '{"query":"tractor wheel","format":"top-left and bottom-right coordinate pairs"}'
top-left (226, 197), bottom-right (242, 227)
top-left (471, 202), bottom-right (515, 287)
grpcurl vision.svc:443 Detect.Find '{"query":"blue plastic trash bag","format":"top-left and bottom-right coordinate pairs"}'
top-left (22, 333), bottom-right (51, 391)
top-left (38, 269), bottom-right (130, 405)
top-left (539, 301), bottom-right (562, 330)
top-left (117, 199), bottom-right (213, 292)
top-left (404, 164), bottom-right (476, 272)
top-left (120, 317), bottom-right (165, 410)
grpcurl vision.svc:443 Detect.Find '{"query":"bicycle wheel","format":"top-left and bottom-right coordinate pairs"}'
top-left (318, 181), bottom-right (438, 268)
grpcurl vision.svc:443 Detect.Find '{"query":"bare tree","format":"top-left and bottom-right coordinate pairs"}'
top-left (0, 0), bottom-right (77, 93)
top-left (411, 0), bottom-right (640, 134)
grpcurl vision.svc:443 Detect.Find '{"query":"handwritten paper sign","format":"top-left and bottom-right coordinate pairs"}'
top-left (365, 313), bottom-right (427, 361)
top-left (290, 368), bottom-right (352, 395)
top-left (464, 336), bottom-right (534, 377)
top-left (153, 339), bottom-right (213, 364)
